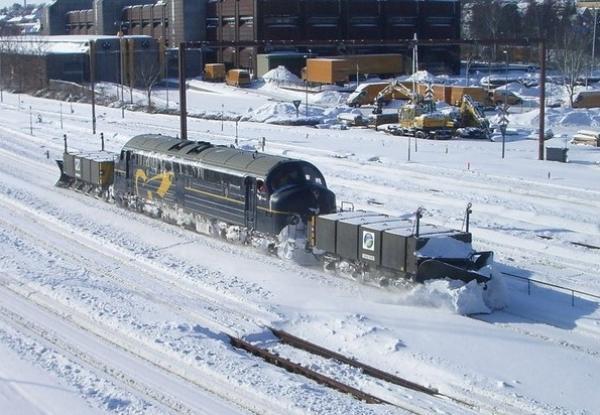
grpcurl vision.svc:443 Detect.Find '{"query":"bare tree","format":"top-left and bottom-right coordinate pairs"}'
top-left (552, 24), bottom-right (590, 107)
top-left (135, 56), bottom-right (161, 110)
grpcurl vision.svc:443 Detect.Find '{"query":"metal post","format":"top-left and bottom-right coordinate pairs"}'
top-left (305, 81), bottom-right (308, 117)
top-left (407, 137), bottom-right (411, 161)
top-left (165, 47), bottom-right (169, 110)
top-left (89, 40), bottom-right (96, 135)
top-left (412, 33), bottom-right (417, 97)
top-left (128, 39), bottom-right (134, 104)
top-left (261, 137), bottom-right (265, 151)
top-left (465, 202), bottom-right (472, 233)
top-left (590, 8), bottom-right (598, 88)
top-left (100, 132), bottom-right (105, 151)
top-left (221, 103), bottom-right (224, 131)
top-left (235, 119), bottom-right (238, 142)
top-left (415, 208), bottom-right (422, 237)
top-left (0, 51), bottom-right (3, 103)
top-left (120, 36), bottom-right (125, 119)
top-left (29, 105), bottom-right (32, 135)
top-left (63, 134), bottom-right (68, 154)
top-left (504, 50), bottom-right (508, 105)
top-left (501, 126), bottom-right (506, 159)
top-left (60, 103), bottom-right (63, 129)
top-left (539, 41), bottom-right (546, 161)
top-left (178, 42), bottom-right (187, 140)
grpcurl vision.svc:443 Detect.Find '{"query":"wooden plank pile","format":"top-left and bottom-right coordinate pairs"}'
top-left (572, 130), bottom-right (600, 147)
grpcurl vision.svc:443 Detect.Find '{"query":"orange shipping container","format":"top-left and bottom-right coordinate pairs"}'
top-left (306, 59), bottom-right (351, 84)
top-left (205, 63), bottom-right (226, 82)
top-left (450, 86), bottom-right (489, 106)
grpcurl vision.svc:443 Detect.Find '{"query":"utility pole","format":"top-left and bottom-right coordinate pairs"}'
top-left (412, 33), bottom-right (418, 98)
top-left (502, 50), bottom-right (508, 159)
top-left (0, 51), bottom-right (3, 103)
top-left (538, 40), bottom-right (546, 161)
top-left (584, 7), bottom-right (599, 88)
top-left (119, 33), bottom-right (125, 119)
top-left (165, 45), bottom-right (169, 109)
top-left (305, 80), bottom-right (308, 117)
top-left (178, 42), bottom-right (187, 140)
top-left (89, 40), bottom-right (97, 135)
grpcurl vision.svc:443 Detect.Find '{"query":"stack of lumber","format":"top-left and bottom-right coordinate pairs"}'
top-left (572, 130), bottom-right (600, 147)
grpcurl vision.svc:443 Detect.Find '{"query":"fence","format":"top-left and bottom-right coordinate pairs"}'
top-left (500, 271), bottom-right (600, 307)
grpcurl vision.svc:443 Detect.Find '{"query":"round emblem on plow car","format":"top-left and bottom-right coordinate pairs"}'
top-left (362, 230), bottom-right (375, 251)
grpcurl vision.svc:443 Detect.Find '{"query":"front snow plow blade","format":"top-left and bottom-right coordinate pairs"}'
top-left (416, 251), bottom-right (493, 284)
top-left (55, 159), bottom-right (73, 187)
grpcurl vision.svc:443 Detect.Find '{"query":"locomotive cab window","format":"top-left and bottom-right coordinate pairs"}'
top-left (269, 162), bottom-right (327, 192)
top-left (270, 167), bottom-right (303, 192)
top-left (257, 179), bottom-right (267, 193)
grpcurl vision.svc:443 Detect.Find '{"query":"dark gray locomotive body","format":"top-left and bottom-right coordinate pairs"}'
top-left (112, 135), bottom-right (336, 236)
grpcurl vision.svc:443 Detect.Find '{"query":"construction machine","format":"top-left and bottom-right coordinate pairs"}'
top-left (372, 81), bottom-right (415, 114)
top-left (386, 99), bottom-right (454, 140)
top-left (454, 95), bottom-right (491, 140)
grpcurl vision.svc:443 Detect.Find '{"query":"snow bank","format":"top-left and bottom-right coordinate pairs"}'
top-left (405, 70), bottom-right (436, 83)
top-left (312, 90), bottom-right (348, 106)
top-left (262, 66), bottom-right (301, 83)
top-left (240, 101), bottom-right (350, 125)
top-left (401, 274), bottom-right (507, 315)
top-left (403, 280), bottom-right (492, 315)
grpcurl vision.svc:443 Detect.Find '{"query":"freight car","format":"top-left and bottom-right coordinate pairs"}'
top-left (56, 134), bottom-right (493, 284)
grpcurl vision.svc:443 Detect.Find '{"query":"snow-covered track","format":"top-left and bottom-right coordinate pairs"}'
top-left (0, 277), bottom-right (250, 415)
top-left (266, 329), bottom-right (477, 411)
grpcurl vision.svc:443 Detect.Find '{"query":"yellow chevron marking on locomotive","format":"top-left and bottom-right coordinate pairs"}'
top-left (135, 169), bottom-right (174, 199)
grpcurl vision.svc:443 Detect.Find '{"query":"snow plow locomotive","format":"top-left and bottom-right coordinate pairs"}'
top-left (56, 134), bottom-right (493, 284)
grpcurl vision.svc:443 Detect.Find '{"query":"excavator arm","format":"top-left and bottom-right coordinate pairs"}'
top-left (373, 81), bottom-right (418, 114)
top-left (456, 95), bottom-right (491, 139)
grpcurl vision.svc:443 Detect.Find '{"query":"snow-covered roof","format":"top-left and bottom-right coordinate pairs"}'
top-left (0, 35), bottom-right (153, 55)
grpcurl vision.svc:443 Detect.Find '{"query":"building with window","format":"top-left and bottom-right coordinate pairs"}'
top-left (40, 0), bottom-right (461, 76)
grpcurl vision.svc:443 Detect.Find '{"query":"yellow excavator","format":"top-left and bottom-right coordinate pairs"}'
top-left (454, 95), bottom-right (491, 140)
top-left (380, 81), bottom-right (454, 140)
top-left (372, 81), bottom-right (415, 114)
top-left (387, 100), bottom-right (454, 140)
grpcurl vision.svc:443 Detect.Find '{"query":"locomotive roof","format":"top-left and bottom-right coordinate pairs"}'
top-left (123, 134), bottom-right (296, 177)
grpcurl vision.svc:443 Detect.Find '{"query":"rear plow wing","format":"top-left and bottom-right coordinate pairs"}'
top-left (416, 251), bottom-right (493, 284)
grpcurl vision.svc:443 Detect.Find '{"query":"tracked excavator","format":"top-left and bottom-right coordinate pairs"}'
top-left (372, 81), bottom-right (415, 114)
top-left (454, 95), bottom-right (492, 140)
top-left (379, 81), bottom-right (454, 140)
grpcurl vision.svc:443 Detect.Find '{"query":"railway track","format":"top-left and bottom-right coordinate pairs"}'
top-left (0, 175), bottom-right (485, 414)
top-left (0, 101), bottom-right (584, 415)
top-left (0, 278), bottom-right (249, 415)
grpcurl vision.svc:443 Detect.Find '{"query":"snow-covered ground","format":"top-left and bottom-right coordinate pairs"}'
top-left (0, 70), bottom-right (599, 415)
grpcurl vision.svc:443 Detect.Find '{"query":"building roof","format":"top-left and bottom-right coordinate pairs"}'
top-left (0, 35), bottom-right (152, 55)
top-left (123, 134), bottom-right (295, 177)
